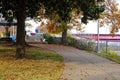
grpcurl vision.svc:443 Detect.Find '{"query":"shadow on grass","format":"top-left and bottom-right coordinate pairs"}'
top-left (0, 48), bottom-right (15, 53)
top-left (0, 45), bottom-right (64, 80)
top-left (26, 48), bottom-right (63, 62)
top-left (0, 46), bottom-right (63, 62)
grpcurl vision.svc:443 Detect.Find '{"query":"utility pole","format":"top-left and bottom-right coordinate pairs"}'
top-left (97, 0), bottom-right (100, 53)
top-left (97, 19), bottom-right (100, 53)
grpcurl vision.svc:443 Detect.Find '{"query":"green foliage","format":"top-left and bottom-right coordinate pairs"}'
top-left (66, 37), bottom-right (95, 51)
top-left (0, 0), bottom-right (43, 58)
top-left (45, 34), bottom-right (60, 44)
top-left (77, 39), bottom-right (95, 51)
top-left (41, 0), bottom-right (73, 22)
top-left (0, 0), bottom-right (41, 20)
top-left (80, 0), bottom-right (105, 23)
top-left (0, 0), bottom-right (105, 57)
top-left (45, 34), bottom-right (55, 44)
top-left (45, 35), bottom-right (95, 51)
top-left (66, 37), bottom-right (79, 47)
top-left (40, 0), bottom-right (105, 43)
top-left (99, 48), bottom-right (120, 63)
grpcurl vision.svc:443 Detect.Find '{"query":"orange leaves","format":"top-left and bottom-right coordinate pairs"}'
top-left (100, 0), bottom-right (120, 34)
top-left (100, 21), bottom-right (104, 27)
top-left (46, 20), bottom-right (61, 34)
top-left (99, 14), bottom-right (105, 19)
top-left (0, 46), bottom-right (64, 80)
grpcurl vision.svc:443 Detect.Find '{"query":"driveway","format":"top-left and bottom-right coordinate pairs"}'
top-left (32, 43), bottom-right (120, 80)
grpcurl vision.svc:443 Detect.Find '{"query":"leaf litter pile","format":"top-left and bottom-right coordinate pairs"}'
top-left (0, 45), bottom-right (64, 80)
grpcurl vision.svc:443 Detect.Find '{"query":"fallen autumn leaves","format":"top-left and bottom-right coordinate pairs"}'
top-left (0, 45), bottom-right (64, 80)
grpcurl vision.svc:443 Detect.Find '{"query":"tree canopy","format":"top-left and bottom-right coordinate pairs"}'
top-left (0, 0), bottom-right (40, 20)
top-left (39, 0), bottom-right (105, 43)
top-left (0, 0), bottom-right (105, 58)
top-left (40, 0), bottom-right (104, 23)
top-left (0, 0), bottom-right (41, 59)
top-left (100, 0), bottom-right (120, 35)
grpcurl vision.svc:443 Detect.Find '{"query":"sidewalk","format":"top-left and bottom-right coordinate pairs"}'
top-left (32, 44), bottom-right (120, 80)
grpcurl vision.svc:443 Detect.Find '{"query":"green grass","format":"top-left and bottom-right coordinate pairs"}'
top-left (99, 50), bottom-right (120, 63)
top-left (0, 45), bottom-right (64, 80)
top-left (89, 49), bottom-right (120, 64)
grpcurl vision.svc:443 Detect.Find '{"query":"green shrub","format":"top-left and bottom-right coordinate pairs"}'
top-left (66, 37), bottom-right (79, 47)
top-left (45, 34), bottom-right (95, 51)
top-left (45, 34), bottom-right (60, 44)
top-left (87, 41), bottom-right (95, 51)
top-left (79, 40), bottom-right (88, 50)
top-left (66, 37), bottom-right (95, 51)
top-left (78, 39), bottom-right (95, 51)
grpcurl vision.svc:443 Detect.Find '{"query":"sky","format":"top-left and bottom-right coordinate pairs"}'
top-left (25, 20), bottom-right (40, 33)
top-left (83, 0), bottom-right (120, 34)
top-left (83, 21), bottom-right (110, 34)
top-left (26, 0), bottom-right (120, 34)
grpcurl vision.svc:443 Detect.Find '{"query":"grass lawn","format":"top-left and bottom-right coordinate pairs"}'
top-left (89, 50), bottom-right (120, 64)
top-left (99, 50), bottom-right (120, 63)
top-left (0, 45), bottom-right (64, 80)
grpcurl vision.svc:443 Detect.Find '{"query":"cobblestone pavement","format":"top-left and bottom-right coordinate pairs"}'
top-left (31, 43), bottom-right (120, 80)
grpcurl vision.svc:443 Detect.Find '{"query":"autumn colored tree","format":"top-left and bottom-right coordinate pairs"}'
top-left (100, 0), bottom-right (120, 35)
top-left (0, 0), bottom-right (105, 58)
top-left (40, 0), bottom-right (105, 44)
top-left (68, 10), bottom-right (84, 31)
top-left (46, 20), bottom-right (61, 34)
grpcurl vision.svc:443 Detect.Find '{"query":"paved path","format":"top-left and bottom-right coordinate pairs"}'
top-left (32, 44), bottom-right (120, 80)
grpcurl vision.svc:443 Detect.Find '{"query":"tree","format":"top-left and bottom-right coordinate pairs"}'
top-left (99, 0), bottom-right (120, 35)
top-left (0, 0), bottom-right (105, 58)
top-left (46, 20), bottom-right (61, 34)
top-left (0, 0), bottom-right (41, 59)
top-left (39, 0), bottom-right (105, 44)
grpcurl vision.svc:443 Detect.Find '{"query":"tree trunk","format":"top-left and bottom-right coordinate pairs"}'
top-left (5, 26), bottom-right (9, 38)
top-left (16, 0), bottom-right (26, 59)
top-left (62, 29), bottom-right (67, 44)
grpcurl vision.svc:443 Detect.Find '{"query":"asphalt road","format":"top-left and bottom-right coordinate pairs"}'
top-left (32, 44), bottom-right (120, 80)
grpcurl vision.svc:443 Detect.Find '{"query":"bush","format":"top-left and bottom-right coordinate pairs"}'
top-left (45, 34), bottom-right (95, 51)
top-left (66, 37), bottom-right (79, 47)
top-left (45, 34), bottom-right (61, 44)
top-left (66, 37), bottom-right (95, 51)
top-left (78, 39), bottom-right (95, 51)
